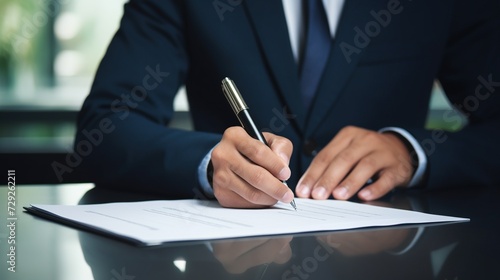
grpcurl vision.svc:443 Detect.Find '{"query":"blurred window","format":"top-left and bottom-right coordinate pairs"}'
top-left (0, 0), bottom-right (127, 108)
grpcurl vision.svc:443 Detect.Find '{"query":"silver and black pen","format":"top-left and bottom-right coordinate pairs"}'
top-left (221, 77), bottom-right (297, 211)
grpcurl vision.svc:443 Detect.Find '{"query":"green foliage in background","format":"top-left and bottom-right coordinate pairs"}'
top-left (0, 0), bottom-right (39, 56)
top-left (0, 0), bottom-right (39, 87)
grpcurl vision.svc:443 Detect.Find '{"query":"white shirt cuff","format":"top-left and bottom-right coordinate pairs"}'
top-left (379, 127), bottom-right (427, 188)
top-left (197, 146), bottom-right (216, 198)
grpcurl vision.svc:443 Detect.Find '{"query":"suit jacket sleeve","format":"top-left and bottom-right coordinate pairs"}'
top-left (74, 0), bottom-right (220, 197)
top-left (406, 1), bottom-right (500, 189)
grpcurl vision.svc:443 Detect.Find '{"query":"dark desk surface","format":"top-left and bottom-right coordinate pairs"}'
top-left (1, 184), bottom-right (499, 280)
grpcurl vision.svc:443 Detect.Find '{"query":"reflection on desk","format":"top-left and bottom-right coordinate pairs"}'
top-left (1, 184), bottom-right (499, 280)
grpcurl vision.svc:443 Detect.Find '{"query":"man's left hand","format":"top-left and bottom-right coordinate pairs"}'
top-left (296, 126), bottom-right (414, 201)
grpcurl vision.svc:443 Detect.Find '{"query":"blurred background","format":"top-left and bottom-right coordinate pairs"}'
top-left (0, 0), bottom-right (461, 184)
top-left (1, 0), bottom-right (127, 152)
top-left (0, 0), bottom-right (192, 184)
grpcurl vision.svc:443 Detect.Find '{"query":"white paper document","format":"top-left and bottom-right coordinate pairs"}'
top-left (27, 198), bottom-right (468, 246)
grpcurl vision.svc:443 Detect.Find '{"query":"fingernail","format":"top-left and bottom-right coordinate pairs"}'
top-left (359, 189), bottom-right (371, 200)
top-left (335, 186), bottom-right (348, 199)
top-left (297, 184), bottom-right (311, 197)
top-left (281, 191), bottom-right (294, 203)
top-left (279, 167), bottom-right (291, 181)
top-left (312, 186), bottom-right (327, 199)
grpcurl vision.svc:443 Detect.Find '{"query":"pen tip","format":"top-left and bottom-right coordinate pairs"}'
top-left (291, 199), bottom-right (297, 211)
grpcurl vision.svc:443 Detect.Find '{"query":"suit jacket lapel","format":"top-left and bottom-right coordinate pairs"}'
top-left (305, 1), bottom-right (367, 135)
top-left (244, 0), bottom-right (306, 132)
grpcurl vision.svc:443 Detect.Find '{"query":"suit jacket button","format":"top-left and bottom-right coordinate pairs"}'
top-left (303, 139), bottom-right (318, 157)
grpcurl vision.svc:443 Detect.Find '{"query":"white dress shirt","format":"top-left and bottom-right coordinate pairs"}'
top-left (282, 0), bottom-right (345, 62)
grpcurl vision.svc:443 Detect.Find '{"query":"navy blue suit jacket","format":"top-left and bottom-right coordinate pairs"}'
top-left (76, 0), bottom-right (500, 197)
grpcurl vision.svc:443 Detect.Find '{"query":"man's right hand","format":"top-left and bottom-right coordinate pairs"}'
top-left (211, 127), bottom-right (294, 208)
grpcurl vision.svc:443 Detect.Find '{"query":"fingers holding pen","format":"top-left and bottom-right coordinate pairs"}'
top-left (264, 132), bottom-right (293, 167)
top-left (212, 127), bottom-right (293, 208)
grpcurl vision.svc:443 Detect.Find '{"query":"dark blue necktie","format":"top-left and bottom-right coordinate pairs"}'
top-left (299, 0), bottom-right (332, 109)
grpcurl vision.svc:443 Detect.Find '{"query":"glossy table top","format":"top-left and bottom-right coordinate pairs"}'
top-left (1, 184), bottom-right (499, 280)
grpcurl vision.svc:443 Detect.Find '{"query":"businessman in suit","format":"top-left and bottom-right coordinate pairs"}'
top-left (75, 0), bottom-right (500, 208)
